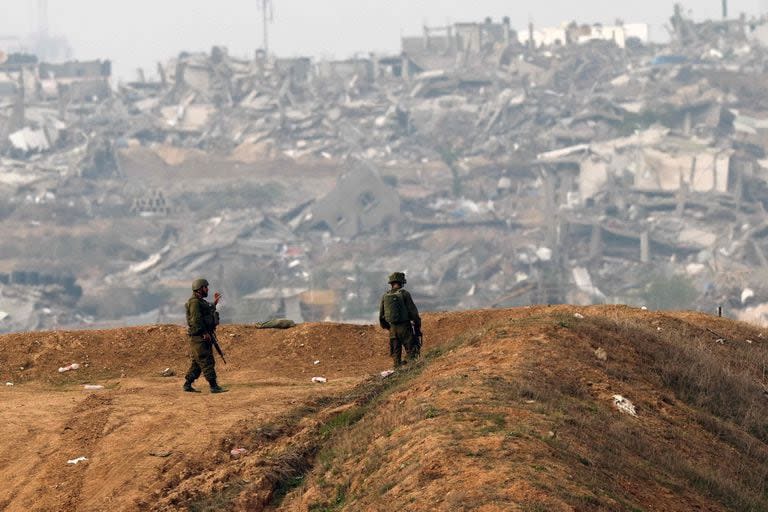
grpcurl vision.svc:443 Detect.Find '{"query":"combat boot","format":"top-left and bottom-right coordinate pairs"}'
top-left (183, 381), bottom-right (201, 393)
top-left (208, 379), bottom-right (228, 393)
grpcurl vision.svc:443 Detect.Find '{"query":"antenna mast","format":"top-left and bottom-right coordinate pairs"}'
top-left (260, 0), bottom-right (273, 53)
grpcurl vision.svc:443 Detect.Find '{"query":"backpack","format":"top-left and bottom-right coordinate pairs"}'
top-left (383, 289), bottom-right (409, 324)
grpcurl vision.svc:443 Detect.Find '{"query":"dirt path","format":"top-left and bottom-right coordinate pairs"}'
top-left (0, 322), bottom-right (397, 512)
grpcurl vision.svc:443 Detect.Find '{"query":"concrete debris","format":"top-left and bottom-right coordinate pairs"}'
top-left (4, 7), bottom-right (768, 331)
top-left (612, 394), bottom-right (637, 416)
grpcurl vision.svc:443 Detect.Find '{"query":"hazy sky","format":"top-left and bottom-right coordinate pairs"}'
top-left (2, 0), bottom-right (768, 80)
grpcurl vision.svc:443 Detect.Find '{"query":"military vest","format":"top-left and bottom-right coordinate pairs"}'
top-left (186, 296), bottom-right (218, 335)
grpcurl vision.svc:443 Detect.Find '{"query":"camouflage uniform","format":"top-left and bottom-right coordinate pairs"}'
top-left (184, 293), bottom-right (219, 388)
top-left (379, 272), bottom-right (422, 368)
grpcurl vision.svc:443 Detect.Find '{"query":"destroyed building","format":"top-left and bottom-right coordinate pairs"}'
top-left (3, 7), bottom-right (768, 331)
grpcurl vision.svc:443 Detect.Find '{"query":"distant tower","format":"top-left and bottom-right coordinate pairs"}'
top-left (260, 0), bottom-right (274, 53)
top-left (722, 0), bottom-right (728, 19)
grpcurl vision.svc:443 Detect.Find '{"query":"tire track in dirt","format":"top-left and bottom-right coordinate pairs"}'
top-left (25, 394), bottom-right (115, 512)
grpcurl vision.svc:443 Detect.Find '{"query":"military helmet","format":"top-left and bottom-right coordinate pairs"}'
top-left (388, 272), bottom-right (406, 284)
top-left (192, 278), bottom-right (209, 291)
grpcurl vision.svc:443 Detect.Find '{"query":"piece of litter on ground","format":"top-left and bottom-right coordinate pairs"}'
top-left (641, 306), bottom-right (648, 310)
top-left (148, 450), bottom-right (172, 458)
top-left (524, 400), bottom-right (536, 404)
top-left (716, 338), bottom-right (725, 344)
top-left (313, 360), bottom-right (320, 365)
top-left (5, 382), bottom-right (13, 386)
top-left (58, 363), bottom-right (80, 373)
top-left (67, 456), bottom-right (88, 465)
top-left (574, 313), bottom-right (585, 319)
top-left (612, 395), bottom-right (637, 417)
top-left (594, 347), bottom-right (607, 361)
top-left (83, 384), bottom-right (104, 390)
top-left (380, 370), bottom-right (395, 378)
top-left (657, 327), bottom-right (662, 331)
top-left (160, 368), bottom-right (175, 377)
top-left (311, 376), bottom-right (327, 383)
top-left (746, 339), bottom-right (754, 344)
top-left (230, 448), bottom-right (247, 457)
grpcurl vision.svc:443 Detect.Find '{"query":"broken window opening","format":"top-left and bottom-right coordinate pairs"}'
top-left (358, 191), bottom-right (378, 211)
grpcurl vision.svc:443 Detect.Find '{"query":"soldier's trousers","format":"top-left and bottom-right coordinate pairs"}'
top-left (185, 336), bottom-right (217, 384)
top-left (389, 323), bottom-right (419, 367)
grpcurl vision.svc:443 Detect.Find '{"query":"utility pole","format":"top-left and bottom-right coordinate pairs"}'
top-left (722, 0), bottom-right (728, 19)
top-left (260, 0), bottom-right (273, 53)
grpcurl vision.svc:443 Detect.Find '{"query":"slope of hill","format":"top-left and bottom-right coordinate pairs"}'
top-left (1, 306), bottom-right (766, 511)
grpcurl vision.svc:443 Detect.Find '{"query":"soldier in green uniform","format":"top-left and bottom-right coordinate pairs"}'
top-left (379, 272), bottom-right (422, 368)
top-left (184, 278), bottom-right (227, 393)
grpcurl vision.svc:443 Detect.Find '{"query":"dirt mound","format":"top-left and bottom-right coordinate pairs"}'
top-left (2, 306), bottom-right (767, 511)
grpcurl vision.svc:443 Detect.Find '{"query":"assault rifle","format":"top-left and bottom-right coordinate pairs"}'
top-left (412, 325), bottom-right (423, 355)
top-left (210, 331), bottom-right (227, 364)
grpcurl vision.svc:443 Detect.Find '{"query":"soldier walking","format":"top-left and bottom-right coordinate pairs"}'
top-left (379, 272), bottom-right (422, 368)
top-left (184, 278), bottom-right (227, 393)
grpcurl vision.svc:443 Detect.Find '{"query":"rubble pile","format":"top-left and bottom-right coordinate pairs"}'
top-left (4, 7), bottom-right (768, 331)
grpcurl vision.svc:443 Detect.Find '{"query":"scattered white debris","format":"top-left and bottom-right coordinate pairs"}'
top-left (536, 247), bottom-right (553, 262)
top-left (67, 456), bottom-right (88, 465)
top-left (313, 360), bottom-right (320, 365)
top-left (641, 306), bottom-right (648, 310)
top-left (716, 338), bottom-right (725, 344)
top-left (746, 339), bottom-right (754, 344)
top-left (83, 384), bottom-right (104, 390)
top-left (657, 327), bottom-right (662, 331)
top-left (380, 370), bottom-right (395, 378)
top-left (230, 448), bottom-right (247, 457)
top-left (612, 395), bottom-right (637, 416)
top-left (58, 363), bottom-right (80, 373)
top-left (311, 376), bottom-right (327, 383)
top-left (574, 313), bottom-right (585, 319)
top-left (594, 347), bottom-right (607, 361)
top-left (524, 400), bottom-right (536, 404)
top-left (160, 368), bottom-right (175, 377)
top-left (5, 382), bottom-right (13, 386)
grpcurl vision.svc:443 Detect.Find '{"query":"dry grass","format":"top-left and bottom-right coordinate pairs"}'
top-left (541, 312), bottom-right (768, 511)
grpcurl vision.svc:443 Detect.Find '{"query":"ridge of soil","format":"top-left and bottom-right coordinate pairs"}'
top-left (1, 305), bottom-right (767, 511)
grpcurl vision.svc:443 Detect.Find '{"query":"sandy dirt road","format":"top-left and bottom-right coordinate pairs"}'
top-left (0, 321), bottom-right (398, 512)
